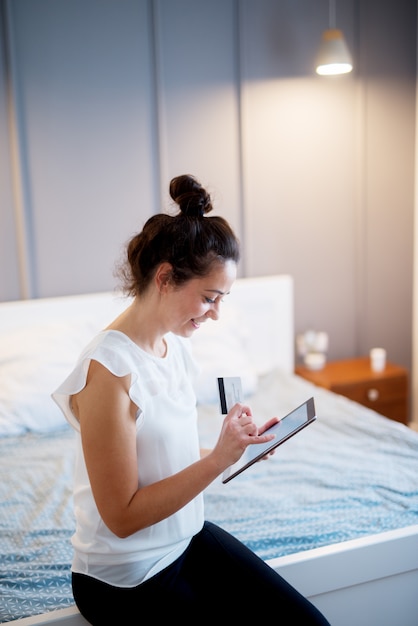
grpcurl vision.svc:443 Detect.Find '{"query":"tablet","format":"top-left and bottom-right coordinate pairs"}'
top-left (222, 397), bottom-right (316, 484)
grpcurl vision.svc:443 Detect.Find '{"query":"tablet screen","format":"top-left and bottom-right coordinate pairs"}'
top-left (222, 397), bottom-right (316, 483)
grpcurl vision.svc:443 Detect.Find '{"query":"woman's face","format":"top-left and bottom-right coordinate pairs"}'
top-left (167, 260), bottom-right (237, 338)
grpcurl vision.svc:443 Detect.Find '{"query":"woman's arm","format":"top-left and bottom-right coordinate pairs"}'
top-left (72, 361), bottom-right (274, 538)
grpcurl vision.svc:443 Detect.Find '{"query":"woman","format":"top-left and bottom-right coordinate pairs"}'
top-left (53, 174), bottom-right (330, 624)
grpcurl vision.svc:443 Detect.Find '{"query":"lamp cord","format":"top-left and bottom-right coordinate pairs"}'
top-left (329, 0), bottom-right (337, 29)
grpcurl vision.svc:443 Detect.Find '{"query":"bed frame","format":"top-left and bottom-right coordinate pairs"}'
top-left (3, 274), bottom-right (418, 626)
top-left (12, 524), bottom-right (418, 626)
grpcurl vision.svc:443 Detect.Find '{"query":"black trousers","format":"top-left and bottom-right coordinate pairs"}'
top-left (72, 521), bottom-right (331, 625)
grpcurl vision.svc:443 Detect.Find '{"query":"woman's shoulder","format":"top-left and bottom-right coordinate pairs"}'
top-left (81, 330), bottom-right (195, 373)
top-left (81, 329), bottom-right (140, 353)
top-left (75, 330), bottom-right (145, 373)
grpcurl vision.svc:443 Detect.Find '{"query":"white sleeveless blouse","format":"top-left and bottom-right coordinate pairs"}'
top-left (52, 330), bottom-right (204, 587)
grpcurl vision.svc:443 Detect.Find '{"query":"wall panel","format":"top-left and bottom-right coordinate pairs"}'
top-left (0, 1), bottom-right (21, 301)
top-left (9, 0), bottom-right (157, 297)
top-left (360, 0), bottom-right (415, 370)
top-left (155, 0), bottom-right (242, 238)
top-left (0, 0), bottom-right (415, 388)
top-left (240, 0), bottom-right (358, 360)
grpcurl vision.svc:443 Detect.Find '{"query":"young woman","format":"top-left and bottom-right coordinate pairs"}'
top-left (53, 174), bottom-right (330, 624)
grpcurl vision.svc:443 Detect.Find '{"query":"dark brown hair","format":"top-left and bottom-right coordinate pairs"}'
top-left (118, 175), bottom-right (240, 296)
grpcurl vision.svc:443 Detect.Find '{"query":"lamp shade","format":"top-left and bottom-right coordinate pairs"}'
top-left (315, 28), bottom-right (353, 75)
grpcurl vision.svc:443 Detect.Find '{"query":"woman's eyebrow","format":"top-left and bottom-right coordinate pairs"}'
top-left (205, 289), bottom-right (230, 296)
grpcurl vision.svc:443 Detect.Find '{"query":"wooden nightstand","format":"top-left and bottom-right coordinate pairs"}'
top-left (295, 357), bottom-right (409, 425)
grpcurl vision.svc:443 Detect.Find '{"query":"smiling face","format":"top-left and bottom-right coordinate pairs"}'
top-left (166, 259), bottom-right (237, 338)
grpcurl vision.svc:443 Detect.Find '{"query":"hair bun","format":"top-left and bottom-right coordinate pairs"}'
top-left (169, 174), bottom-right (212, 217)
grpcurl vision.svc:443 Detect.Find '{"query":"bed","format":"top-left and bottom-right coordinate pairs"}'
top-left (1, 274), bottom-right (417, 626)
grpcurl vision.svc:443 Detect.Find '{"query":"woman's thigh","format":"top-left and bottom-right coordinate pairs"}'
top-left (168, 521), bottom-right (330, 623)
top-left (72, 522), bottom-right (330, 624)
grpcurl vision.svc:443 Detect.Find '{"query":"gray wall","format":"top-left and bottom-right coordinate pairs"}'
top-left (0, 0), bottom-right (416, 386)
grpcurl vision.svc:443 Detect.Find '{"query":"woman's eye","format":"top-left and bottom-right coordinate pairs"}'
top-left (204, 296), bottom-right (224, 305)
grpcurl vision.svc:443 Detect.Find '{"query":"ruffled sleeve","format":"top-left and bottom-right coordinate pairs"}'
top-left (51, 331), bottom-right (143, 431)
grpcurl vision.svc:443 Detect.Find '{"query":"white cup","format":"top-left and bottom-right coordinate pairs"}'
top-left (304, 352), bottom-right (326, 371)
top-left (370, 348), bottom-right (386, 372)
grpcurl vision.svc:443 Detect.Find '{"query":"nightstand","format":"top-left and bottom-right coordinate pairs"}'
top-left (295, 357), bottom-right (409, 425)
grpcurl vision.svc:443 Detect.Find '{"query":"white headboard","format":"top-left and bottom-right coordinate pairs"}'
top-left (0, 275), bottom-right (294, 434)
top-left (0, 290), bottom-right (130, 332)
top-left (0, 274), bottom-right (294, 374)
top-left (222, 274), bottom-right (294, 375)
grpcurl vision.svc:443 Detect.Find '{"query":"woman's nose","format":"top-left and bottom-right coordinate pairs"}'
top-left (206, 304), bottom-right (220, 321)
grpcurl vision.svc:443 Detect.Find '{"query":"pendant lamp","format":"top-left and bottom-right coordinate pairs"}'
top-left (315, 0), bottom-right (353, 75)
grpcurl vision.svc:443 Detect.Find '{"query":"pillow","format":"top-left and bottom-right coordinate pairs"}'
top-left (0, 319), bottom-right (97, 436)
top-left (0, 301), bottom-right (258, 434)
top-left (190, 304), bottom-right (258, 405)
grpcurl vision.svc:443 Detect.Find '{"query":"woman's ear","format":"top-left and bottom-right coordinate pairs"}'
top-left (155, 262), bottom-right (173, 293)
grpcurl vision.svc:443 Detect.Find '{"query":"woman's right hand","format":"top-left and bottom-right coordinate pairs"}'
top-left (211, 403), bottom-right (276, 470)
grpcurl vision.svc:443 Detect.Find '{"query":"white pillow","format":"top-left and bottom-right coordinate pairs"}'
top-left (0, 320), bottom-right (97, 436)
top-left (190, 304), bottom-right (258, 405)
